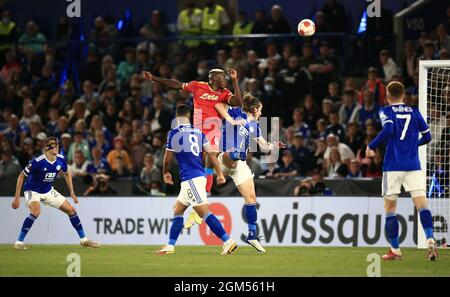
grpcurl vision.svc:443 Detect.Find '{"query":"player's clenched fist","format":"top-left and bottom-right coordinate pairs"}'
top-left (11, 197), bottom-right (20, 209)
top-left (216, 175), bottom-right (226, 185)
top-left (142, 71), bottom-right (153, 81)
top-left (227, 68), bottom-right (238, 80)
top-left (365, 147), bottom-right (375, 157)
top-left (163, 172), bottom-right (173, 185)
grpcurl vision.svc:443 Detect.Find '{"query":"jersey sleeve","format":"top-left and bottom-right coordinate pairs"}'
top-left (60, 158), bottom-right (68, 173)
top-left (250, 122), bottom-right (262, 140)
top-left (415, 108), bottom-right (429, 134)
top-left (223, 88), bottom-right (233, 104)
top-left (378, 108), bottom-right (393, 127)
top-left (23, 159), bottom-right (35, 177)
top-left (166, 129), bottom-right (176, 151)
top-left (181, 81), bottom-right (198, 93)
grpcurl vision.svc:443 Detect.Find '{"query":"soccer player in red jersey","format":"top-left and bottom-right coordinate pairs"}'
top-left (142, 68), bottom-right (242, 194)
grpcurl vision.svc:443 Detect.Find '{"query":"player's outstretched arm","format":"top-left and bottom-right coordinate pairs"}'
top-left (214, 103), bottom-right (246, 126)
top-left (256, 137), bottom-right (286, 152)
top-left (11, 172), bottom-right (26, 209)
top-left (227, 68), bottom-right (243, 107)
top-left (142, 71), bottom-right (183, 90)
top-left (162, 149), bottom-right (174, 185)
top-left (63, 172), bottom-right (78, 204)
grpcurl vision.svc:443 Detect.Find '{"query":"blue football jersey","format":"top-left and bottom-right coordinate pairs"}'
top-left (23, 154), bottom-right (68, 194)
top-left (166, 124), bottom-right (208, 181)
top-left (220, 107), bottom-right (261, 154)
top-left (378, 104), bottom-right (429, 171)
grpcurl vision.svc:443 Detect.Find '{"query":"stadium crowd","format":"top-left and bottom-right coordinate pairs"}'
top-left (0, 1), bottom-right (449, 196)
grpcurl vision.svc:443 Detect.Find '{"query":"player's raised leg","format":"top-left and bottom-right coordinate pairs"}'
top-left (194, 204), bottom-right (237, 255)
top-left (14, 200), bottom-right (40, 250)
top-left (382, 197), bottom-right (403, 260)
top-left (59, 199), bottom-right (100, 248)
top-left (237, 178), bottom-right (265, 252)
top-left (157, 200), bottom-right (188, 254)
top-left (413, 194), bottom-right (438, 261)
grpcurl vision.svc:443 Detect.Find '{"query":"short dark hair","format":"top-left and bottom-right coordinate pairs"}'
top-left (387, 81), bottom-right (405, 99)
top-left (176, 104), bottom-right (191, 117)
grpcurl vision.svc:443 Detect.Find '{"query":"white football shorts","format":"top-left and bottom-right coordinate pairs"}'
top-left (24, 187), bottom-right (66, 208)
top-left (382, 170), bottom-right (426, 200)
top-left (177, 176), bottom-right (208, 207)
top-left (218, 153), bottom-right (254, 186)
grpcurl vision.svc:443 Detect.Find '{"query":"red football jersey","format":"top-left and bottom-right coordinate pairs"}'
top-left (181, 81), bottom-right (233, 133)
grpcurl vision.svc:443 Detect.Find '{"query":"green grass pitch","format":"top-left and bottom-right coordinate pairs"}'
top-left (1, 245), bottom-right (449, 277)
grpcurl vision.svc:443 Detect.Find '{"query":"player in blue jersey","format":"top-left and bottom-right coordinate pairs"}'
top-left (366, 81), bottom-right (436, 261)
top-left (156, 104), bottom-right (238, 255)
top-left (213, 94), bottom-right (285, 252)
top-left (11, 136), bottom-right (100, 249)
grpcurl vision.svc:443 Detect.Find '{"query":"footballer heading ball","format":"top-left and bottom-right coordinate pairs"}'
top-left (298, 19), bottom-right (316, 37)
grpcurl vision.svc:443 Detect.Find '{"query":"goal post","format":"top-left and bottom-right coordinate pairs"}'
top-left (418, 60), bottom-right (450, 249)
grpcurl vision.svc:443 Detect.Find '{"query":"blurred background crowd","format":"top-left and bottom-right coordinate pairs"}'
top-left (0, 0), bottom-right (449, 196)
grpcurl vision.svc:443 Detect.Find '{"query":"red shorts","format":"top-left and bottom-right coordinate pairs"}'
top-left (203, 128), bottom-right (221, 152)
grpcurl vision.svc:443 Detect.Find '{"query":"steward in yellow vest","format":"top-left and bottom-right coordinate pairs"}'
top-left (229, 11), bottom-right (254, 47)
top-left (177, 2), bottom-right (202, 48)
top-left (201, 0), bottom-right (229, 45)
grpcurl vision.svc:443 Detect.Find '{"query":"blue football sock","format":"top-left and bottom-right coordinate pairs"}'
top-left (204, 212), bottom-right (229, 242)
top-left (385, 213), bottom-right (400, 249)
top-left (168, 215), bottom-right (184, 246)
top-left (69, 213), bottom-right (86, 239)
top-left (419, 208), bottom-right (434, 240)
top-left (18, 214), bottom-right (37, 241)
top-left (244, 204), bottom-right (257, 238)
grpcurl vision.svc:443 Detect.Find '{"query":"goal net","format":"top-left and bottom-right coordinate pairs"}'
top-left (418, 60), bottom-right (450, 248)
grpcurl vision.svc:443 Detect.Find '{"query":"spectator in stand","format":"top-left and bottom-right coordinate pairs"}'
top-left (359, 89), bottom-right (379, 128)
top-left (147, 94), bottom-right (172, 134)
top-left (60, 133), bottom-right (72, 160)
top-left (89, 16), bottom-right (119, 58)
top-left (347, 159), bottom-right (363, 178)
top-left (107, 136), bottom-right (133, 173)
top-left (324, 146), bottom-right (348, 178)
top-left (419, 40), bottom-right (436, 60)
top-left (302, 94), bottom-right (320, 130)
top-left (325, 82), bottom-right (341, 104)
top-left (359, 67), bottom-right (386, 106)
top-left (324, 133), bottom-right (354, 167)
top-left (321, 0), bottom-right (347, 32)
top-left (345, 122), bottom-right (364, 155)
top-left (0, 11), bottom-right (19, 66)
top-left (251, 10), bottom-right (269, 34)
top-left (289, 132), bottom-right (312, 176)
top-left (111, 155), bottom-right (131, 178)
top-left (139, 153), bottom-right (163, 195)
top-left (436, 24), bottom-right (450, 53)
top-left (84, 174), bottom-right (117, 196)
top-left (338, 89), bottom-right (361, 127)
top-left (130, 131), bottom-right (151, 174)
top-left (277, 56), bottom-right (311, 113)
top-left (402, 40), bottom-right (418, 86)
top-left (116, 47), bottom-right (137, 83)
top-left (378, 49), bottom-right (400, 83)
top-left (308, 41), bottom-right (338, 102)
top-left (80, 50), bottom-right (102, 86)
top-left (18, 21), bottom-right (47, 54)
top-left (225, 46), bottom-right (248, 71)
top-left (365, 148), bottom-right (383, 178)
top-left (1, 50), bottom-right (21, 84)
top-left (68, 150), bottom-right (90, 177)
top-left (68, 131), bottom-right (91, 163)
top-left (289, 108), bottom-right (311, 138)
top-left (87, 147), bottom-right (111, 174)
top-left (267, 150), bottom-right (299, 178)
top-left (314, 11), bottom-right (330, 33)
top-left (268, 5), bottom-right (291, 33)
top-left (90, 130), bottom-right (111, 158)
top-left (325, 112), bottom-right (346, 142)
top-left (298, 43), bottom-right (314, 70)
top-left (320, 99), bottom-right (334, 123)
top-left (315, 118), bottom-right (328, 139)
top-left (0, 149), bottom-right (21, 179)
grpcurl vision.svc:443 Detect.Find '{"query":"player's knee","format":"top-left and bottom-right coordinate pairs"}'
top-left (30, 209), bottom-right (40, 217)
top-left (383, 197), bottom-right (397, 212)
top-left (67, 205), bottom-right (76, 216)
